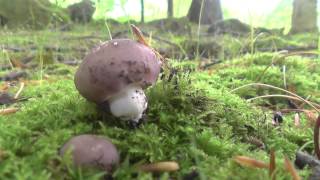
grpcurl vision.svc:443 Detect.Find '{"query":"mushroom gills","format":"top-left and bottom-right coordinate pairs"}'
top-left (108, 84), bottom-right (147, 123)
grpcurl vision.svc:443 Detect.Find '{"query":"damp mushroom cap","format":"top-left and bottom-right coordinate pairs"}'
top-left (59, 134), bottom-right (119, 172)
top-left (74, 39), bottom-right (162, 104)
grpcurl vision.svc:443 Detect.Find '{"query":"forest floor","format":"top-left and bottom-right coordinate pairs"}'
top-left (0, 20), bottom-right (320, 179)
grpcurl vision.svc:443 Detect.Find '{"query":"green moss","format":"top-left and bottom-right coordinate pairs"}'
top-left (203, 53), bottom-right (320, 106)
top-left (0, 25), bottom-right (318, 179)
top-left (0, 62), bottom-right (312, 179)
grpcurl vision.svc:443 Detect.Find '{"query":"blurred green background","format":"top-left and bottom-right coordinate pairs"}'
top-left (49, 0), bottom-right (320, 31)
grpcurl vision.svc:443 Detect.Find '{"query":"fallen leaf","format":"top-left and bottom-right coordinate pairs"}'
top-left (284, 156), bottom-right (301, 180)
top-left (269, 150), bottom-right (276, 180)
top-left (138, 161), bottom-right (180, 172)
top-left (234, 156), bottom-right (269, 169)
top-left (131, 24), bottom-right (149, 46)
top-left (0, 107), bottom-right (19, 115)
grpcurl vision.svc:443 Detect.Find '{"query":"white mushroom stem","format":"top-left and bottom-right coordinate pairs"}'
top-left (108, 84), bottom-right (147, 123)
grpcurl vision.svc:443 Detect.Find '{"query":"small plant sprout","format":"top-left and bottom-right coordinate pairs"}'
top-left (74, 35), bottom-right (162, 125)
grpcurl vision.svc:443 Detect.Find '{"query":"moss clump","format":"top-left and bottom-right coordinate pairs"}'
top-left (203, 52), bottom-right (320, 107)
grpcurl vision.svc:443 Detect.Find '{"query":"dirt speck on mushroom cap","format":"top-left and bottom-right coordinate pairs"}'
top-left (59, 134), bottom-right (119, 172)
top-left (75, 39), bottom-right (161, 104)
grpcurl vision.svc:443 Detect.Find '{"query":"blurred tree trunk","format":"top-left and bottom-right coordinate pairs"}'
top-left (290, 0), bottom-right (318, 34)
top-left (187, 0), bottom-right (223, 24)
top-left (168, 0), bottom-right (173, 18)
top-left (141, 0), bottom-right (144, 23)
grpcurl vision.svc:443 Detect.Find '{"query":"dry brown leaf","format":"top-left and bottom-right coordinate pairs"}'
top-left (130, 24), bottom-right (149, 47)
top-left (0, 107), bottom-right (19, 115)
top-left (269, 150), bottom-right (276, 180)
top-left (284, 156), bottom-right (301, 180)
top-left (138, 161), bottom-right (180, 172)
top-left (234, 156), bottom-right (269, 169)
top-left (130, 24), bottom-right (167, 68)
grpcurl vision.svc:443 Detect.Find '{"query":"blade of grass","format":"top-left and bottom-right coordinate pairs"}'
top-left (231, 83), bottom-right (320, 113)
top-left (247, 94), bottom-right (320, 110)
top-left (196, 0), bottom-right (205, 62)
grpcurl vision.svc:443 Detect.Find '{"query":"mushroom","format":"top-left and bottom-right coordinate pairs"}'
top-left (59, 134), bottom-right (119, 172)
top-left (74, 39), bottom-right (161, 124)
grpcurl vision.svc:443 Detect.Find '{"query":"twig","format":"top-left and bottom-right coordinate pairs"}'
top-left (247, 94), bottom-right (320, 110)
top-left (14, 82), bottom-right (25, 99)
top-left (298, 95), bottom-right (311, 109)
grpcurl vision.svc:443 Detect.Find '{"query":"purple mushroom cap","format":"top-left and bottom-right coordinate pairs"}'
top-left (74, 39), bottom-right (162, 104)
top-left (59, 134), bottom-right (120, 172)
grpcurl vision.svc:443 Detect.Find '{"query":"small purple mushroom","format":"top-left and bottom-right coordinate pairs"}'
top-left (74, 39), bottom-right (162, 123)
top-left (59, 134), bottom-right (119, 172)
